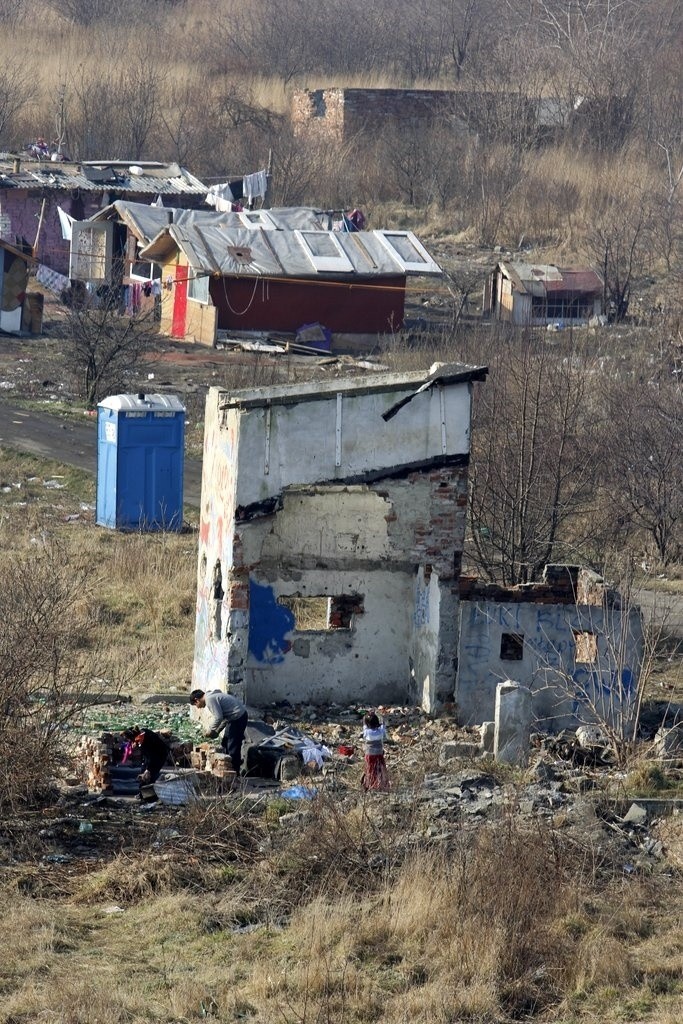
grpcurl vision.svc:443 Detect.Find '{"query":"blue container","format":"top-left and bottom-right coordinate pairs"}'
top-left (96, 393), bottom-right (185, 531)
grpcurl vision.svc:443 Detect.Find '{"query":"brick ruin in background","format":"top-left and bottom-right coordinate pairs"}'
top-left (291, 87), bottom-right (466, 143)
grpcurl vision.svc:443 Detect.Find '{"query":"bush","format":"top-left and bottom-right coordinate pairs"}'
top-left (0, 543), bottom-right (118, 813)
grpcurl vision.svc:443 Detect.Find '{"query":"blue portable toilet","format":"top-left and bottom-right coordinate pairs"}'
top-left (96, 393), bottom-right (185, 531)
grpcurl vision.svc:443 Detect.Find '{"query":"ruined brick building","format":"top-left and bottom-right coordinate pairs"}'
top-left (193, 365), bottom-right (486, 714)
top-left (192, 366), bottom-right (644, 726)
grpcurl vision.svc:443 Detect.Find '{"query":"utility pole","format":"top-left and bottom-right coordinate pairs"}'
top-left (54, 83), bottom-right (67, 158)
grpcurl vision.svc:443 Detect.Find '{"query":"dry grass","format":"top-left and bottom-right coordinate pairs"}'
top-left (0, 448), bottom-right (196, 695)
top-left (0, 808), bottom-right (681, 1024)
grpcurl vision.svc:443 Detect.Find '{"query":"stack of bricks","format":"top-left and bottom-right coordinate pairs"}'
top-left (78, 735), bottom-right (113, 792)
top-left (210, 753), bottom-right (236, 788)
top-left (211, 753), bottom-right (234, 779)
top-left (190, 742), bottom-right (214, 771)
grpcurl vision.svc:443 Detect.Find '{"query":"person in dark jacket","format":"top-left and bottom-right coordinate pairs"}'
top-left (190, 688), bottom-right (248, 775)
top-left (122, 727), bottom-right (170, 785)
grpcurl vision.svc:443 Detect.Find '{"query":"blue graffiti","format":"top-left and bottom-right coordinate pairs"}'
top-left (248, 580), bottom-right (295, 664)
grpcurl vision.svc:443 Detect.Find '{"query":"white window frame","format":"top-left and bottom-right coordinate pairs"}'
top-left (238, 210), bottom-right (277, 230)
top-left (187, 270), bottom-right (209, 304)
top-left (129, 257), bottom-right (161, 283)
top-left (373, 230), bottom-right (441, 273)
top-left (295, 230), bottom-right (354, 273)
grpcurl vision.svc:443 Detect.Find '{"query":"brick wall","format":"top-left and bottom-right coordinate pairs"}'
top-left (292, 87), bottom-right (461, 143)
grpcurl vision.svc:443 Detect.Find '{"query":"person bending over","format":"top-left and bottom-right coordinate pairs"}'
top-left (190, 689), bottom-right (248, 775)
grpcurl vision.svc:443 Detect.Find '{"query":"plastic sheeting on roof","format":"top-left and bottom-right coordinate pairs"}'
top-left (139, 224), bottom-right (442, 279)
top-left (91, 201), bottom-right (334, 245)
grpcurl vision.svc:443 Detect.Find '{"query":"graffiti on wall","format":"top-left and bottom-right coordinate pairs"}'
top-left (248, 580), bottom-right (295, 664)
top-left (462, 601), bottom-right (639, 707)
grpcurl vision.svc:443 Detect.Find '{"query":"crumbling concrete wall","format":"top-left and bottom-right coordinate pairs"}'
top-left (193, 370), bottom-right (481, 712)
top-left (456, 568), bottom-right (644, 731)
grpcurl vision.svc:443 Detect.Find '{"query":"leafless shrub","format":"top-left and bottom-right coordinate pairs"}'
top-left (62, 287), bottom-right (158, 409)
top-left (0, 57), bottom-right (37, 147)
top-left (0, 543), bottom-right (118, 814)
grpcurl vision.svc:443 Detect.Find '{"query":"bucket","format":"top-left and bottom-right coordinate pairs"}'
top-left (337, 745), bottom-right (355, 757)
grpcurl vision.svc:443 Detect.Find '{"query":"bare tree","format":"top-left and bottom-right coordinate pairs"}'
top-left (589, 187), bottom-right (652, 322)
top-left (603, 377), bottom-right (683, 565)
top-left (63, 289), bottom-right (158, 409)
top-left (467, 330), bottom-right (600, 584)
top-left (0, 0), bottom-right (25, 27)
top-left (0, 58), bottom-right (37, 147)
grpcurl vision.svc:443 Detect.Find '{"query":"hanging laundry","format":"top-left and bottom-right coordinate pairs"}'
top-left (229, 178), bottom-right (244, 200)
top-left (56, 206), bottom-right (74, 241)
top-left (242, 168), bottom-right (267, 202)
top-left (205, 182), bottom-right (234, 208)
top-left (36, 264), bottom-right (70, 294)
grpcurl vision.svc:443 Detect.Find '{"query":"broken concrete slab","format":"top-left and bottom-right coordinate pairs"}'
top-left (494, 680), bottom-right (532, 766)
top-left (480, 720), bottom-right (495, 753)
top-left (622, 802), bottom-right (648, 826)
top-left (438, 740), bottom-right (481, 764)
top-left (653, 724), bottom-right (683, 758)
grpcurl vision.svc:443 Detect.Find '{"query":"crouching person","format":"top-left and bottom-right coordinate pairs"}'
top-left (190, 689), bottom-right (248, 775)
top-left (122, 727), bottom-right (170, 786)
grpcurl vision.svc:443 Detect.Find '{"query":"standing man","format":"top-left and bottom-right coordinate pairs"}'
top-left (190, 689), bottom-right (249, 775)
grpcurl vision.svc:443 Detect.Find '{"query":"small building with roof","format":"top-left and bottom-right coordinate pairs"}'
top-left (69, 201), bottom-right (342, 318)
top-left (484, 261), bottom-right (603, 326)
top-left (137, 217), bottom-right (442, 348)
top-left (0, 156), bottom-right (207, 276)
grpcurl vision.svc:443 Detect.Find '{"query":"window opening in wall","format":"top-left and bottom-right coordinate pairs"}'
top-left (212, 560), bottom-right (224, 640)
top-left (278, 593), bottom-right (365, 631)
top-left (188, 271), bottom-right (209, 303)
top-left (500, 633), bottom-right (524, 660)
top-left (573, 630), bottom-right (597, 663)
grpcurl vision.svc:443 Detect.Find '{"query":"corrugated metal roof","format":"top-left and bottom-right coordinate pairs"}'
top-left (0, 159), bottom-right (206, 195)
top-left (547, 268), bottom-right (602, 294)
top-left (499, 261), bottom-right (602, 295)
top-left (140, 224), bottom-right (442, 279)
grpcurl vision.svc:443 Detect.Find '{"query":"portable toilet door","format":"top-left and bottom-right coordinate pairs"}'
top-left (96, 393), bottom-right (186, 531)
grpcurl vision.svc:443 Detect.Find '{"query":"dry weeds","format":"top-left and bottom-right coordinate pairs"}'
top-left (0, 804), bottom-right (681, 1024)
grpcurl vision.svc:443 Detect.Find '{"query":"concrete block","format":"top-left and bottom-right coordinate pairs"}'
top-left (576, 725), bottom-right (609, 748)
top-left (480, 721), bottom-right (495, 753)
top-left (438, 741), bottom-right (481, 764)
top-left (494, 680), bottom-right (532, 766)
top-left (623, 802), bottom-right (648, 826)
top-left (654, 724), bottom-right (683, 758)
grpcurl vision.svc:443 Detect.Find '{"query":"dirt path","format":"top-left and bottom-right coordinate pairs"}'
top-left (0, 399), bottom-right (202, 506)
